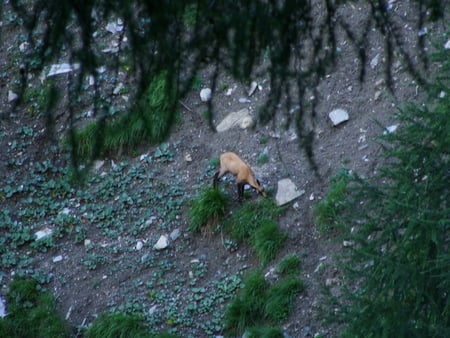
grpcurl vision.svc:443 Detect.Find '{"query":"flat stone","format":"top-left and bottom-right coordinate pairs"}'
top-left (216, 108), bottom-right (253, 132)
top-left (329, 108), bottom-right (349, 126)
top-left (275, 178), bottom-right (305, 206)
top-left (35, 228), bottom-right (53, 240)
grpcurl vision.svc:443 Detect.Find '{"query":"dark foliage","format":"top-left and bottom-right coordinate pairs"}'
top-left (2, 0), bottom-right (447, 170)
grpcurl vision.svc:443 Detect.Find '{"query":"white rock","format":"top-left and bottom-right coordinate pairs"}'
top-left (343, 240), bottom-right (354, 247)
top-left (113, 82), bottom-right (124, 95)
top-left (59, 207), bottom-right (71, 216)
top-left (84, 239), bottom-right (92, 246)
top-left (170, 228), bottom-right (181, 241)
top-left (445, 39), bottom-right (450, 50)
top-left (19, 42), bottom-right (29, 52)
top-left (105, 20), bottom-right (124, 34)
top-left (438, 91), bottom-right (446, 98)
top-left (200, 88), bottom-right (212, 102)
top-left (184, 153), bottom-right (192, 162)
top-left (8, 90), bottom-right (18, 102)
top-left (370, 53), bottom-right (380, 69)
top-left (154, 235), bottom-right (169, 250)
top-left (248, 81), bottom-right (258, 96)
top-left (329, 108), bottom-right (349, 126)
top-left (136, 241), bottom-right (144, 251)
top-left (238, 97), bottom-right (251, 103)
top-left (94, 160), bottom-right (105, 170)
top-left (47, 63), bottom-right (80, 77)
top-left (383, 125), bottom-right (398, 134)
top-left (0, 296), bottom-right (6, 318)
top-left (216, 108), bottom-right (252, 132)
top-left (35, 228), bottom-right (53, 240)
top-left (239, 116), bottom-right (254, 129)
top-left (53, 255), bottom-right (63, 263)
top-left (275, 178), bottom-right (305, 206)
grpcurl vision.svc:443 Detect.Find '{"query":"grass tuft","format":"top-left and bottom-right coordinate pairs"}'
top-left (276, 254), bottom-right (302, 276)
top-left (265, 276), bottom-right (305, 322)
top-left (0, 278), bottom-right (69, 338)
top-left (251, 220), bottom-right (287, 266)
top-left (188, 188), bottom-right (229, 234)
top-left (85, 313), bottom-right (154, 338)
top-left (72, 71), bottom-right (176, 160)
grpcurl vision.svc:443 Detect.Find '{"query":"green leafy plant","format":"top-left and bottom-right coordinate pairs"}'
top-left (188, 188), bottom-right (229, 234)
top-left (0, 278), bottom-right (69, 338)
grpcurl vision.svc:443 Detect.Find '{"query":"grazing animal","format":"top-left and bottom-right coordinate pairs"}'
top-left (213, 152), bottom-right (266, 201)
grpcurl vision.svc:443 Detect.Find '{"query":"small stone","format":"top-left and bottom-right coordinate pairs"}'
top-left (370, 53), bottom-right (380, 69)
top-left (329, 108), bottom-right (349, 126)
top-left (19, 42), bottom-right (29, 52)
top-left (445, 39), bottom-right (450, 50)
top-left (84, 239), bottom-right (92, 246)
top-left (59, 207), bottom-right (71, 216)
top-left (383, 125), bottom-right (398, 134)
top-left (53, 255), bottom-right (63, 263)
top-left (113, 83), bottom-right (124, 95)
top-left (438, 91), bottom-right (446, 98)
top-left (248, 81), bottom-right (258, 96)
top-left (136, 241), bottom-right (143, 251)
top-left (170, 228), bottom-right (181, 241)
top-left (154, 235), bottom-right (169, 250)
top-left (325, 277), bottom-right (340, 287)
top-left (374, 90), bottom-right (382, 100)
top-left (94, 160), bottom-right (104, 170)
top-left (343, 240), bottom-right (354, 247)
top-left (0, 296), bottom-right (6, 318)
top-left (184, 153), bottom-right (192, 162)
top-left (47, 63), bottom-right (80, 77)
top-left (238, 97), bottom-right (251, 103)
top-left (200, 88), bottom-right (212, 102)
top-left (35, 228), bottom-right (53, 240)
top-left (8, 90), bottom-right (18, 102)
top-left (239, 116), bottom-right (254, 129)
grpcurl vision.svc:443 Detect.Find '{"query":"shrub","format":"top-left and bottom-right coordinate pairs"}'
top-left (265, 276), bottom-right (304, 322)
top-left (0, 278), bottom-right (69, 338)
top-left (85, 313), bottom-right (151, 338)
top-left (328, 49), bottom-right (450, 336)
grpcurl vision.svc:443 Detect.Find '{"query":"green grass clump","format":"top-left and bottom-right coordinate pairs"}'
top-left (265, 276), bottom-right (305, 322)
top-left (314, 168), bottom-right (353, 234)
top-left (0, 278), bottom-right (69, 338)
top-left (229, 198), bottom-right (282, 243)
top-left (188, 188), bottom-right (229, 233)
top-left (224, 270), bottom-right (304, 336)
top-left (72, 71), bottom-right (177, 160)
top-left (85, 313), bottom-right (177, 338)
top-left (251, 220), bottom-right (287, 266)
top-left (276, 254), bottom-right (302, 276)
top-left (246, 326), bottom-right (284, 338)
